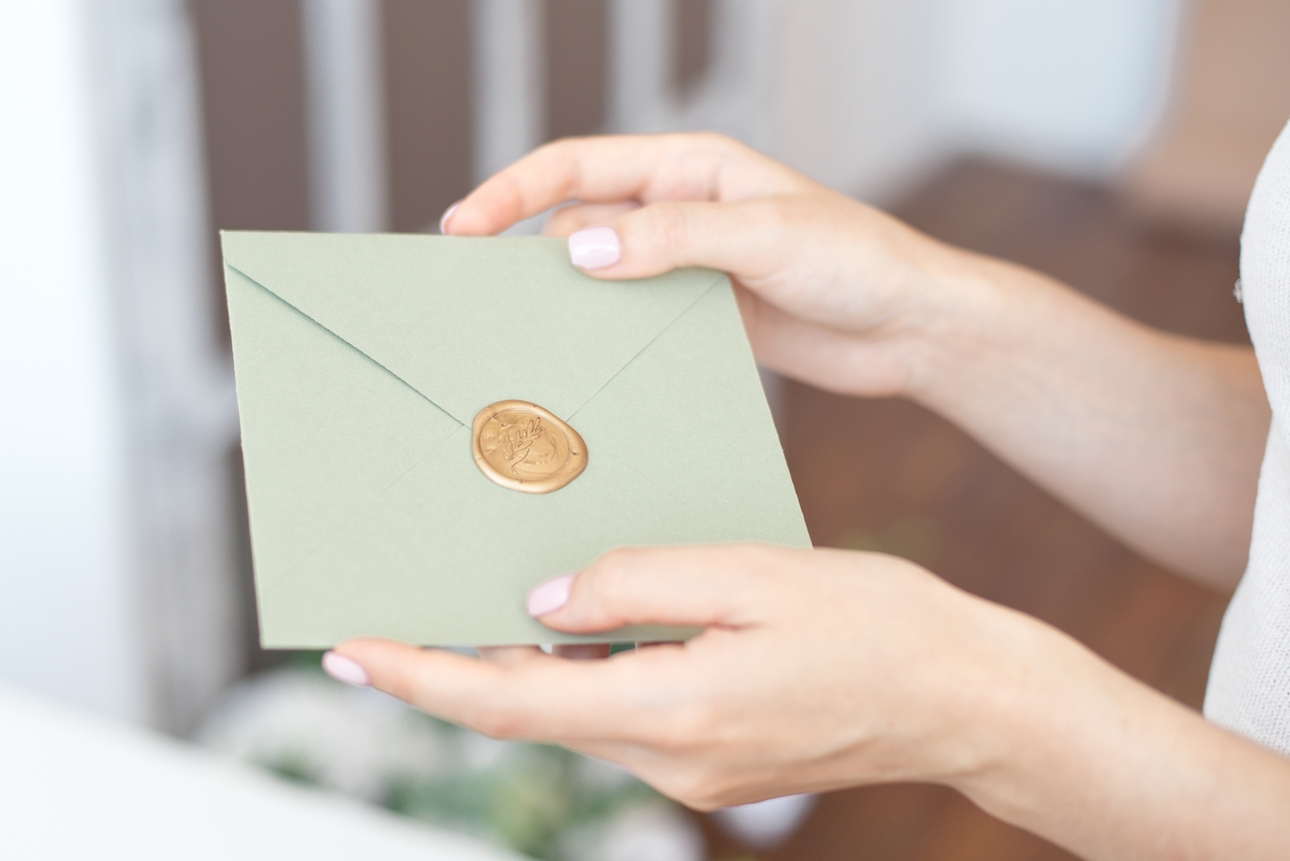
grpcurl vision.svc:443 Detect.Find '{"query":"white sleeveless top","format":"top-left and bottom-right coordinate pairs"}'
top-left (1203, 119), bottom-right (1290, 755)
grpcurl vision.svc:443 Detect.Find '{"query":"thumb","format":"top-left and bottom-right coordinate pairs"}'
top-left (566, 198), bottom-right (793, 283)
top-left (528, 544), bottom-right (791, 634)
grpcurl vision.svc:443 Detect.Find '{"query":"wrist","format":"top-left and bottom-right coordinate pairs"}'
top-left (943, 610), bottom-right (1090, 795)
top-left (896, 249), bottom-right (1026, 407)
top-left (903, 600), bottom-right (1073, 793)
top-left (941, 610), bottom-right (1163, 849)
top-left (847, 584), bottom-right (1089, 794)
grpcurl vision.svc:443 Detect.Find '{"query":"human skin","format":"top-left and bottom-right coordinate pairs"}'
top-left (330, 134), bottom-right (1290, 859)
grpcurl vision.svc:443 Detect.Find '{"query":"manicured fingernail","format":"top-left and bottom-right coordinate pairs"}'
top-left (322, 651), bottom-right (370, 687)
top-left (439, 201), bottom-right (461, 235)
top-left (527, 573), bottom-right (575, 617)
top-left (568, 226), bottom-right (620, 270)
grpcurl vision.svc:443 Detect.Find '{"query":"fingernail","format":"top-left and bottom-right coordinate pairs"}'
top-left (527, 573), bottom-right (575, 617)
top-left (568, 226), bottom-right (620, 270)
top-left (322, 651), bottom-right (370, 687)
top-left (439, 201), bottom-right (461, 235)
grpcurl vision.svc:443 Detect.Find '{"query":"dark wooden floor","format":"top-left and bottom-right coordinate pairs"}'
top-left (701, 160), bottom-right (1250, 861)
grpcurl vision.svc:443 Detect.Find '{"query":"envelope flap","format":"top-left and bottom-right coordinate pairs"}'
top-left (221, 232), bottom-right (723, 423)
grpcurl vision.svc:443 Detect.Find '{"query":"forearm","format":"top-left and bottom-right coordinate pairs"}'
top-left (955, 615), bottom-right (1290, 860)
top-left (907, 252), bottom-right (1269, 588)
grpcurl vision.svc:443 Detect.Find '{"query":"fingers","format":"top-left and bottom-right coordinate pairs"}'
top-left (476, 645), bottom-right (545, 666)
top-left (564, 197), bottom-right (800, 283)
top-left (542, 202), bottom-right (641, 237)
top-left (334, 637), bottom-right (654, 741)
top-left (443, 133), bottom-right (805, 237)
top-left (533, 544), bottom-right (798, 634)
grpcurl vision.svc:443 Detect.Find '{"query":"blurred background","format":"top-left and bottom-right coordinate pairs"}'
top-left (3, 0), bottom-right (1290, 859)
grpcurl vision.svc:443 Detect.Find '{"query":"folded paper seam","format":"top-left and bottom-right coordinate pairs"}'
top-left (227, 261), bottom-right (723, 583)
top-left (226, 262), bottom-right (468, 427)
top-left (225, 260), bottom-right (728, 428)
top-left (565, 273), bottom-right (726, 423)
top-left (277, 425), bottom-right (471, 582)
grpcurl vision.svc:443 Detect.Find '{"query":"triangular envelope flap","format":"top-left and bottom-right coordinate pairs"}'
top-left (221, 232), bottom-right (723, 423)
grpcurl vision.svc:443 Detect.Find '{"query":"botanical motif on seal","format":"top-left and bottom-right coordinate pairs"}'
top-left (472, 401), bottom-right (587, 493)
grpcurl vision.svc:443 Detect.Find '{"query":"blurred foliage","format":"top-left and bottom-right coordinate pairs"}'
top-left (207, 650), bottom-right (695, 861)
top-left (386, 741), bottom-right (657, 860)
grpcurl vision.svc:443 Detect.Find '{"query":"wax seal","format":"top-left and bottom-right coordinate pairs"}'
top-left (471, 400), bottom-right (587, 493)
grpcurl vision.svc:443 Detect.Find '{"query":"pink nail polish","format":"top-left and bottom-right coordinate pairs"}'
top-left (527, 573), bottom-right (575, 617)
top-left (439, 201), bottom-right (461, 235)
top-left (322, 651), bottom-right (370, 687)
top-left (568, 226), bottom-right (620, 270)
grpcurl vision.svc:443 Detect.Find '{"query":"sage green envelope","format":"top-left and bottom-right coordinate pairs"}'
top-left (222, 231), bottom-right (810, 647)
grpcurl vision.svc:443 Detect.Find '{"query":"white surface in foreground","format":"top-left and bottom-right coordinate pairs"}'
top-left (0, 685), bottom-right (529, 861)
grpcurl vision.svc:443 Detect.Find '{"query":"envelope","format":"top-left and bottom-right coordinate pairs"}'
top-left (222, 231), bottom-right (810, 647)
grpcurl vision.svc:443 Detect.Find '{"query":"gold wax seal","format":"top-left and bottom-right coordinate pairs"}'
top-left (471, 400), bottom-right (587, 494)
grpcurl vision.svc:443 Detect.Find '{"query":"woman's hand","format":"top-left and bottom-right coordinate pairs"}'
top-left (443, 133), bottom-right (1267, 585)
top-left (440, 133), bottom-right (980, 400)
top-left (334, 545), bottom-right (1034, 807)
top-left (329, 546), bottom-right (1290, 861)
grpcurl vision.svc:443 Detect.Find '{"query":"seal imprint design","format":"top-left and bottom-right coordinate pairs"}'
top-left (471, 400), bottom-right (588, 494)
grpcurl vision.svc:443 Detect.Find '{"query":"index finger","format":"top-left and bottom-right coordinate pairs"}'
top-left (334, 637), bottom-right (673, 743)
top-left (444, 133), bottom-right (806, 237)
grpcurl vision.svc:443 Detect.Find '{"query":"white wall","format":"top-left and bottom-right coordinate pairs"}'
top-left (475, 0), bottom-right (1180, 209)
top-left (765, 0), bottom-right (1181, 201)
top-left (1, 0), bottom-right (239, 732)
top-left (933, 0), bottom-right (1180, 176)
top-left (766, 0), bottom-right (946, 202)
top-left (0, 0), bottom-right (146, 721)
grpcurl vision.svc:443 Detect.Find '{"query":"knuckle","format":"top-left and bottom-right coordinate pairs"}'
top-left (701, 543), bottom-right (775, 593)
top-left (660, 766), bottom-right (723, 810)
top-left (744, 197), bottom-right (791, 234)
top-left (597, 544), bottom-right (642, 569)
top-left (387, 677), bottom-right (420, 706)
top-left (535, 135), bottom-right (581, 156)
top-left (692, 130), bottom-right (739, 153)
top-left (543, 208), bottom-right (581, 236)
top-left (648, 700), bottom-right (721, 752)
top-left (686, 788), bottom-right (727, 813)
top-left (646, 203), bottom-right (690, 246)
top-left (580, 549), bottom-right (642, 617)
top-left (590, 546), bottom-right (645, 587)
top-left (400, 666), bottom-right (444, 707)
top-left (467, 696), bottom-right (523, 740)
top-left (478, 714), bottom-right (520, 740)
top-left (675, 699), bottom-right (723, 743)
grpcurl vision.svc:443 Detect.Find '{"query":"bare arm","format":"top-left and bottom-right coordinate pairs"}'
top-left (443, 132), bottom-right (1269, 588)
top-left (900, 254), bottom-right (1269, 588)
top-left (968, 611), bottom-right (1290, 861)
